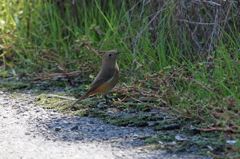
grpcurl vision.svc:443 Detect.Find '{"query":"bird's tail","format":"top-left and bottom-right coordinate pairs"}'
top-left (70, 93), bottom-right (88, 108)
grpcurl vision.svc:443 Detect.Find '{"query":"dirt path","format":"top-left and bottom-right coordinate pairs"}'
top-left (0, 91), bottom-right (209, 159)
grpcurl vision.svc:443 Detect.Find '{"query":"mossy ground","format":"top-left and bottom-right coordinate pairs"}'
top-left (1, 79), bottom-right (234, 158)
top-left (35, 94), bottom-right (230, 157)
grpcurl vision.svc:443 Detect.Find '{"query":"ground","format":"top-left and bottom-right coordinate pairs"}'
top-left (0, 90), bottom-right (213, 159)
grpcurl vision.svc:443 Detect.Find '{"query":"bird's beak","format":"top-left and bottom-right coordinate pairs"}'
top-left (117, 51), bottom-right (121, 54)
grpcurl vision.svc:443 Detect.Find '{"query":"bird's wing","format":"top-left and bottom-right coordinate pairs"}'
top-left (86, 68), bottom-right (115, 94)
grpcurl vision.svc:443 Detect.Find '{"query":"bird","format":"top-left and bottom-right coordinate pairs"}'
top-left (70, 50), bottom-right (121, 108)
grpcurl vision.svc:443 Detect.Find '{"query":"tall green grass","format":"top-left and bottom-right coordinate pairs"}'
top-left (1, 0), bottom-right (190, 74)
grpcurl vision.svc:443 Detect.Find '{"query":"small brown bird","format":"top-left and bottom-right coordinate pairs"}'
top-left (70, 50), bottom-right (121, 108)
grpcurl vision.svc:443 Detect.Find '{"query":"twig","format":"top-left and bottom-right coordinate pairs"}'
top-left (84, 43), bottom-right (102, 59)
top-left (46, 94), bottom-right (76, 101)
top-left (130, 96), bottom-right (176, 115)
top-left (114, 95), bottom-right (128, 103)
top-left (25, 70), bottom-right (82, 81)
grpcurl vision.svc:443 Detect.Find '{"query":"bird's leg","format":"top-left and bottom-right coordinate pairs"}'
top-left (104, 95), bottom-right (109, 106)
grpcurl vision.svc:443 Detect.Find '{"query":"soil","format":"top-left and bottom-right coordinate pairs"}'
top-left (0, 90), bottom-right (212, 159)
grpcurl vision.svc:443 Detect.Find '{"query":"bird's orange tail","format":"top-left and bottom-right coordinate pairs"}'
top-left (70, 93), bottom-right (88, 108)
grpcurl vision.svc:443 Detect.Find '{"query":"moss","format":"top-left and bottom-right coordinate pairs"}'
top-left (144, 138), bottom-right (159, 144)
top-left (34, 94), bottom-right (72, 112)
top-left (154, 119), bottom-right (182, 130)
top-left (87, 109), bottom-right (108, 118)
top-left (0, 81), bottom-right (30, 91)
top-left (135, 104), bottom-right (151, 112)
top-left (75, 108), bottom-right (108, 118)
top-left (157, 133), bottom-right (176, 142)
top-left (74, 109), bottom-right (89, 117)
top-left (104, 115), bottom-right (148, 127)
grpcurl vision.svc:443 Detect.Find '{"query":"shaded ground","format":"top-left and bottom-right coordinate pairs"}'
top-left (0, 90), bottom-right (213, 159)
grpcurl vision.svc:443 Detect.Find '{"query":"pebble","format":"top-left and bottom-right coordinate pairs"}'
top-left (54, 127), bottom-right (61, 131)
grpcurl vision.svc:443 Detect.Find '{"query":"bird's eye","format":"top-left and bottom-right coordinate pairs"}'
top-left (109, 54), bottom-right (112, 57)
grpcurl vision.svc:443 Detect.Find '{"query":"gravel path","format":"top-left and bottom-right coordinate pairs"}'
top-left (0, 91), bottom-right (210, 159)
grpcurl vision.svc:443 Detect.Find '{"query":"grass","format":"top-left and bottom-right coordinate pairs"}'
top-left (1, 0), bottom-right (239, 157)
